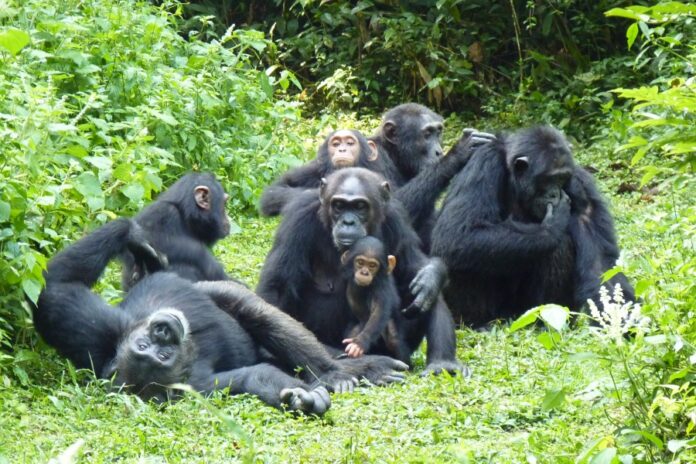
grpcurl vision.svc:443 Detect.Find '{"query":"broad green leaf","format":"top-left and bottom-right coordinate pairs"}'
top-left (47, 123), bottom-right (77, 133)
top-left (634, 280), bottom-right (651, 296)
top-left (576, 437), bottom-right (614, 464)
top-left (85, 156), bottom-right (112, 171)
top-left (0, 200), bottom-right (9, 222)
top-left (65, 145), bottom-right (89, 158)
top-left (509, 307), bottom-right (540, 332)
top-left (667, 440), bottom-right (691, 453)
top-left (122, 183), bottom-right (145, 203)
top-left (632, 430), bottom-right (664, 448)
top-left (640, 166), bottom-right (660, 187)
top-left (644, 335), bottom-right (667, 345)
top-left (537, 331), bottom-right (560, 349)
top-left (0, 28), bottom-right (30, 56)
top-left (539, 304), bottom-right (569, 332)
top-left (74, 172), bottom-right (104, 211)
top-left (150, 110), bottom-right (179, 126)
top-left (589, 447), bottom-right (616, 464)
top-left (626, 23), bottom-right (638, 49)
top-left (541, 388), bottom-right (566, 411)
top-left (21, 277), bottom-right (42, 303)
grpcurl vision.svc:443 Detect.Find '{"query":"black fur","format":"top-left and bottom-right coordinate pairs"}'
top-left (431, 126), bottom-right (635, 326)
top-left (35, 219), bottom-right (408, 405)
top-left (259, 129), bottom-right (376, 217)
top-left (34, 218), bottom-right (358, 412)
top-left (121, 172), bottom-right (238, 288)
top-left (370, 104), bottom-right (494, 250)
top-left (257, 168), bottom-right (465, 375)
top-left (342, 237), bottom-right (410, 363)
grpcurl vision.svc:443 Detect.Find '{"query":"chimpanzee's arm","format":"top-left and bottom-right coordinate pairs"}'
top-left (259, 161), bottom-right (324, 216)
top-left (46, 219), bottom-right (147, 286)
top-left (35, 219), bottom-right (149, 375)
top-left (197, 280), bottom-right (410, 391)
top-left (195, 280), bottom-right (357, 393)
top-left (432, 144), bottom-right (570, 274)
top-left (395, 129), bottom-right (495, 229)
top-left (383, 202), bottom-right (446, 314)
top-left (352, 298), bottom-right (392, 352)
top-left (567, 168), bottom-right (635, 308)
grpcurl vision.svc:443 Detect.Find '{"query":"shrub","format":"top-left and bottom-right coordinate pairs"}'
top-left (0, 0), bottom-right (303, 379)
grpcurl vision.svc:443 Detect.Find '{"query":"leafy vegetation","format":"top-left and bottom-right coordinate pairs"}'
top-left (0, 0), bottom-right (695, 462)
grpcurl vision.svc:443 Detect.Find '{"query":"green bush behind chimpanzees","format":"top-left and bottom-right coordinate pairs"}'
top-left (0, 0), bottom-right (306, 379)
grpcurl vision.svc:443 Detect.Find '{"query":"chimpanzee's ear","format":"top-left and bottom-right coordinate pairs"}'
top-left (194, 185), bottom-right (211, 210)
top-left (387, 255), bottom-right (396, 274)
top-left (367, 140), bottom-right (379, 161)
top-left (341, 251), bottom-right (349, 265)
top-left (383, 120), bottom-right (397, 144)
top-left (319, 178), bottom-right (328, 204)
top-left (513, 157), bottom-right (529, 175)
top-left (380, 181), bottom-right (391, 201)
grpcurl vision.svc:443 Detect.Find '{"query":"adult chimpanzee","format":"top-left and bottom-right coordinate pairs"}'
top-left (34, 218), bottom-right (408, 411)
top-left (370, 103), bottom-right (495, 249)
top-left (257, 168), bottom-right (466, 376)
top-left (340, 236), bottom-right (409, 363)
top-left (431, 126), bottom-right (635, 326)
top-left (121, 172), bottom-right (237, 289)
top-left (259, 129), bottom-right (378, 217)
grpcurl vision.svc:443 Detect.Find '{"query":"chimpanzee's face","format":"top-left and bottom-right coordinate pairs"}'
top-left (328, 130), bottom-right (361, 168)
top-left (113, 308), bottom-right (194, 401)
top-left (507, 131), bottom-right (573, 222)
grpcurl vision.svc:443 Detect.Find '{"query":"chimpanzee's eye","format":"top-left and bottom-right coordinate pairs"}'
top-left (332, 200), bottom-right (346, 212)
top-left (355, 200), bottom-right (368, 211)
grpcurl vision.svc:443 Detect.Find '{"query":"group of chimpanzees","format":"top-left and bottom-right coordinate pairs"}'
top-left (33, 103), bottom-right (634, 415)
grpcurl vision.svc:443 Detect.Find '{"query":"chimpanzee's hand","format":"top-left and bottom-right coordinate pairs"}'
top-left (312, 369), bottom-right (358, 394)
top-left (127, 221), bottom-right (168, 274)
top-left (543, 190), bottom-right (571, 231)
top-left (337, 355), bottom-right (409, 387)
top-left (442, 128), bottom-right (496, 172)
top-left (462, 127), bottom-right (496, 147)
top-left (402, 258), bottom-right (447, 318)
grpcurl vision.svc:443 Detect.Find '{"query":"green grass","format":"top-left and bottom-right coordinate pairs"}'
top-left (1, 134), bottom-right (693, 463)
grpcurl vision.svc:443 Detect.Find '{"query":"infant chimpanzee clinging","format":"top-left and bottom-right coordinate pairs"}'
top-left (341, 236), bottom-right (410, 363)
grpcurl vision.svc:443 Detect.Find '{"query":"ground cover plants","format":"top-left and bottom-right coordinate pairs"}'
top-left (1, 0), bottom-right (694, 462)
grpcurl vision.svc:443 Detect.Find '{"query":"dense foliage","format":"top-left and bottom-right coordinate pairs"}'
top-left (0, 0), bottom-right (694, 462)
top-left (183, 0), bottom-right (647, 123)
top-left (0, 0), bottom-right (309, 375)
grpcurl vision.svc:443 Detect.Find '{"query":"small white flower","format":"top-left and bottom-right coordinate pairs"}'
top-left (588, 284), bottom-right (649, 344)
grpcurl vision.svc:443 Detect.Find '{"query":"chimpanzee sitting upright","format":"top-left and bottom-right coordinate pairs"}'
top-left (340, 236), bottom-right (409, 363)
top-left (258, 168), bottom-right (466, 376)
top-left (34, 218), bottom-right (408, 410)
top-left (259, 129), bottom-right (378, 217)
top-left (431, 126), bottom-right (635, 326)
top-left (121, 172), bottom-right (237, 289)
top-left (369, 103), bottom-right (495, 249)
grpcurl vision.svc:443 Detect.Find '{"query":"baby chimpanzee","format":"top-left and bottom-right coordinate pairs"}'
top-left (341, 236), bottom-right (410, 363)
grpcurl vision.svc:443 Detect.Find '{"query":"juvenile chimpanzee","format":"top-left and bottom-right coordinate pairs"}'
top-left (257, 167), bottom-right (466, 376)
top-left (121, 172), bottom-right (237, 289)
top-left (431, 126), bottom-right (635, 326)
top-left (34, 218), bottom-right (408, 411)
top-left (340, 236), bottom-right (409, 363)
top-left (369, 103), bottom-right (495, 249)
top-left (259, 129), bottom-right (378, 217)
